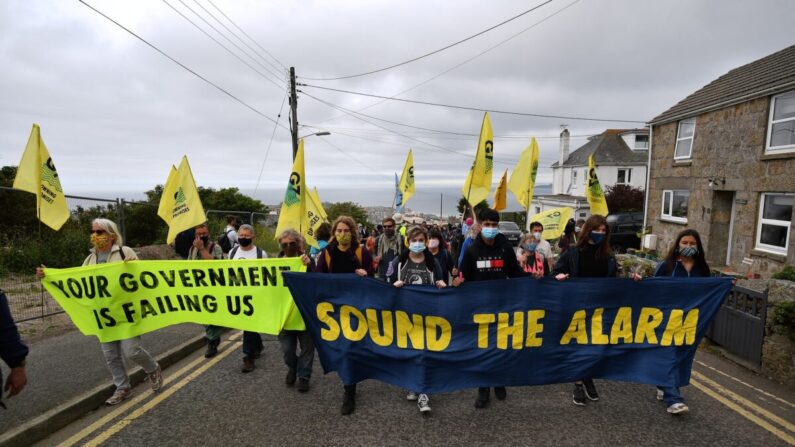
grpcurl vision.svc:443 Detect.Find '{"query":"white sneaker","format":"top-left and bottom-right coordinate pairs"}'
top-left (406, 391), bottom-right (418, 401)
top-left (105, 388), bottom-right (131, 406)
top-left (656, 389), bottom-right (664, 401)
top-left (148, 365), bottom-right (163, 392)
top-left (667, 403), bottom-right (689, 414)
top-left (417, 394), bottom-right (431, 413)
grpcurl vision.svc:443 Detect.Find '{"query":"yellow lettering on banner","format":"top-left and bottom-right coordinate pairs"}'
top-left (473, 313), bottom-right (495, 348)
top-left (317, 302), bottom-right (340, 341)
top-left (497, 312), bottom-right (524, 350)
top-left (395, 311), bottom-right (424, 349)
top-left (610, 307), bottom-right (634, 344)
top-left (590, 308), bottom-right (609, 345)
top-left (560, 310), bottom-right (588, 345)
top-left (661, 309), bottom-right (699, 346)
top-left (366, 309), bottom-right (394, 346)
top-left (340, 305), bottom-right (367, 341)
top-left (425, 316), bottom-right (452, 351)
top-left (525, 310), bottom-right (545, 347)
top-left (634, 307), bottom-right (663, 344)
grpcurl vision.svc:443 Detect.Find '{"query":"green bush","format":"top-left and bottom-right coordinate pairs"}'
top-left (0, 225), bottom-right (89, 275)
top-left (772, 301), bottom-right (795, 341)
top-left (772, 266), bottom-right (795, 282)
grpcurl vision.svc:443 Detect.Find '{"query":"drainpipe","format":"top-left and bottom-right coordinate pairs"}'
top-left (642, 124), bottom-right (653, 234)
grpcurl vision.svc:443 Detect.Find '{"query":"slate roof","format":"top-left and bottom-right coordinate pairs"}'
top-left (651, 44), bottom-right (795, 124)
top-left (551, 129), bottom-right (648, 168)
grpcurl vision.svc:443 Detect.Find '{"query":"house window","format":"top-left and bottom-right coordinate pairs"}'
top-left (617, 169), bottom-right (631, 185)
top-left (767, 90), bottom-right (795, 154)
top-left (661, 190), bottom-right (689, 223)
top-left (634, 135), bottom-right (649, 150)
top-left (571, 169), bottom-right (578, 187)
top-left (755, 193), bottom-right (793, 255)
top-left (674, 118), bottom-right (695, 159)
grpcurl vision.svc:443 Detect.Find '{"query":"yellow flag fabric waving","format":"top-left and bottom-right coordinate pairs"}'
top-left (164, 156), bottom-right (206, 244)
top-left (529, 207), bottom-right (574, 240)
top-left (508, 137), bottom-right (540, 210)
top-left (461, 112), bottom-right (494, 207)
top-left (310, 187), bottom-right (327, 220)
top-left (493, 169), bottom-right (508, 211)
top-left (398, 149), bottom-right (415, 205)
top-left (586, 154), bottom-right (609, 216)
top-left (13, 124), bottom-right (70, 231)
top-left (275, 140), bottom-right (317, 247)
top-left (157, 165), bottom-right (178, 224)
top-left (305, 185), bottom-right (327, 248)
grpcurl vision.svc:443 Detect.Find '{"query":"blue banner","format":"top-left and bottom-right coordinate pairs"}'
top-left (283, 273), bottom-right (733, 394)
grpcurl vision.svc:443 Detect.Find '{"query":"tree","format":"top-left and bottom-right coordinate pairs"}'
top-left (457, 196), bottom-right (489, 218)
top-left (605, 184), bottom-right (644, 213)
top-left (325, 201), bottom-right (370, 228)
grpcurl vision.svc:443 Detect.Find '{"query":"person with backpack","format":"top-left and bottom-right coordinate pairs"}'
top-left (309, 222), bottom-right (331, 262)
top-left (315, 216), bottom-right (373, 415)
top-left (217, 215), bottom-right (239, 255)
top-left (36, 218), bottom-right (163, 406)
top-left (228, 224), bottom-right (267, 373)
top-left (373, 217), bottom-right (404, 281)
top-left (187, 223), bottom-right (225, 358)
top-left (427, 229), bottom-right (456, 283)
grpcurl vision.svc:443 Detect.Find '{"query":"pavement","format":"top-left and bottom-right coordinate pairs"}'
top-left (30, 331), bottom-right (795, 447)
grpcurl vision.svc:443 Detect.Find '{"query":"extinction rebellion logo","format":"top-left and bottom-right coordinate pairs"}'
top-left (284, 172), bottom-right (301, 206)
top-left (484, 140), bottom-right (494, 172)
top-left (172, 187), bottom-right (190, 219)
top-left (588, 167), bottom-right (603, 197)
top-left (39, 157), bottom-right (63, 204)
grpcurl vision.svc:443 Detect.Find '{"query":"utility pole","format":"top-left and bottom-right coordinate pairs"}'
top-left (289, 67), bottom-right (299, 161)
top-left (440, 193), bottom-right (443, 221)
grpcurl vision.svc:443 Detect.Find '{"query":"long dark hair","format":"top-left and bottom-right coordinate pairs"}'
top-left (575, 214), bottom-right (612, 259)
top-left (663, 229), bottom-right (710, 275)
top-left (428, 229), bottom-right (448, 251)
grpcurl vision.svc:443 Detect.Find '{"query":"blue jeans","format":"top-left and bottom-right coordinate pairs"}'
top-left (278, 330), bottom-right (315, 379)
top-left (658, 386), bottom-right (684, 406)
top-left (242, 331), bottom-right (263, 359)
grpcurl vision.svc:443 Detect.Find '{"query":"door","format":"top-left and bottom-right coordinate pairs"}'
top-left (708, 191), bottom-right (734, 266)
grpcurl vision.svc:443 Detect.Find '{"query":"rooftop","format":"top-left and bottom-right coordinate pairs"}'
top-left (552, 129), bottom-right (648, 168)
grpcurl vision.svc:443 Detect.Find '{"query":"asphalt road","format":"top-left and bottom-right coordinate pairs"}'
top-left (38, 332), bottom-right (795, 447)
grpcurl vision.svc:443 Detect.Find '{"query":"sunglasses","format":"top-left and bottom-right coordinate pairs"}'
top-left (90, 230), bottom-right (107, 235)
top-left (383, 225), bottom-right (395, 229)
top-left (280, 241), bottom-right (298, 249)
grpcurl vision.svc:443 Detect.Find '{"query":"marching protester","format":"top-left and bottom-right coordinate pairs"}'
top-left (374, 217), bottom-right (404, 281)
top-left (173, 227), bottom-right (195, 260)
top-left (276, 229), bottom-right (315, 393)
top-left (517, 232), bottom-right (551, 276)
top-left (37, 218), bottom-right (163, 405)
top-left (553, 214), bottom-right (617, 407)
top-left (227, 224), bottom-right (267, 373)
top-left (428, 229), bottom-right (457, 283)
top-left (528, 221), bottom-right (553, 268)
top-left (558, 218), bottom-right (578, 254)
top-left (0, 290), bottom-right (28, 409)
top-left (186, 223), bottom-right (225, 358)
top-left (309, 222), bottom-right (331, 263)
top-left (315, 216), bottom-right (374, 415)
top-left (457, 221), bottom-right (482, 269)
top-left (386, 226), bottom-right (446, 413)
top-left (455, 208), bottom-right (532, 409)
top-left (218, 215), bottom-right (239, 255)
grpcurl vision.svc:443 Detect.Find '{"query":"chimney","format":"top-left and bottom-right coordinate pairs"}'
top-left (559, 126), bottom-right (570, 166)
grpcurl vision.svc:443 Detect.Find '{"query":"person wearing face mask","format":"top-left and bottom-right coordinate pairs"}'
top-left (385, 226), bottom-right (446, 414)
top-left (527, 222), bottom-right (553, 268)
top-left (36, 218), bottom-right (163, 406)
top-left (558, 218), bottom-right (578, 255)
top-left (187, 223), bottom-right (225, 358)
top-left (276, 229), bottom-right (315, 393)
top-left (427, 229), bottom-right (457, 282)
top-left (228, 224), bottom-right (267, 373)
top-left (553, 214), bottom-right (617, 406)
top-left (373, 217), bottom-right (405, 280)
top-left (517, 233), bottom-right (550, 277)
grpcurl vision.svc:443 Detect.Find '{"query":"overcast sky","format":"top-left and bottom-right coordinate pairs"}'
top-left (1, 0), bottom-right (793, 214)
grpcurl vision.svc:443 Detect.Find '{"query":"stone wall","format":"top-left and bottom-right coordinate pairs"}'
top-left (648, 96), bottom-right (795, 278)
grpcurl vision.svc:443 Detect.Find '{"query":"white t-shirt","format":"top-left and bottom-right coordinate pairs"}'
top-left (230, 246), bottom-right (268, 260)
top-left (225, 225), bottom-right (239, 245)
top-left (536, 239), bottom-right (552, 261)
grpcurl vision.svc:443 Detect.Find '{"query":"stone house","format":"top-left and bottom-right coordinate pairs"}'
top-left (646, 45), bottom-right (795, 277)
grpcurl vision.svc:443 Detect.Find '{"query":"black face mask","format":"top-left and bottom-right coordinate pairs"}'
top-left (238, 238), bottom-right (253, 247)
top-left (200, 236), bottom-right (210, 244)
top-left (384, 228), bottom-right (395, 237)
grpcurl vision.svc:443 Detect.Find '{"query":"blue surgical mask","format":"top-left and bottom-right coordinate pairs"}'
top-left (589, 232), bottom-right (605, 245)
top-left (409, 241), bottom-right (426, 253)
top-left (523, 243), bottom-right (536, 252)
top-left (481, 227), bottom-right (499, 240)
top-left (679, 246), bottom-right (698, 258)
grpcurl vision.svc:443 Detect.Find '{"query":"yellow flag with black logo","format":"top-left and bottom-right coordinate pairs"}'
top-left (276, 140), bottom-right (317, 247)
top-left (508, 137), bottom-right (540, 210)
top-left (493, 169), bottom-right (508, 211)
top-left (157, 165), bottom-right (178, 224)
top-left (310, 187), bottom-right (327, 221)
top-left (165, 156), bottom-right (206, 244)
top-left (528, 207), bottom-right (574, 239)
top-left (12, 124), bottom-right (70, 230)
top-left (304, 184), bottom-right (327, 248)
top-left (586, 154), bottom-right (609, 216)
top-left (461, 112), bottom-right (494, 207)
top-left (398, 149), bottom-right (415, 205)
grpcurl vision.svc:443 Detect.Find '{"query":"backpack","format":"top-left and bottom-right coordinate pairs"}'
top-left (229, 246), bottom-right (264, 259)
top-left (217, 229), bottom-right (233, 254)
top-left (324, 245), bottom-right (363, 271)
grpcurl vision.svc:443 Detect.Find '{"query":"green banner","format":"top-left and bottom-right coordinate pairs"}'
top-left (42, 258), bottom-right (306, 342)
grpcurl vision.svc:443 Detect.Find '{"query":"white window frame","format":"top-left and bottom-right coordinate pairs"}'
top-left (634, 134), bottom-right (649, 150)
top-left (674, 118), bottom-right (696, 160)
top-left (617, 168), bottom-right (631, 185)
top-left (766, 91), bottom-right (795, 154)
top-left (755, 192), bottom-right (793, 255)
top-left (571, 169), bottom-right (578, 188)
top-left (661, 189), bottom-right (689, 224)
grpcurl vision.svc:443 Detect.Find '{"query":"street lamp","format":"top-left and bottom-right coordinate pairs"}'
top-left (298, 131), bottom-right (331, 139)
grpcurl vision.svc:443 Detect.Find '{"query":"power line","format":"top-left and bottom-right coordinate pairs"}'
top-left (302, 125), bottom-right (596, 140)
top-left (299, 0), bottom-right (554, 81)
top-left (206, 0), bottom-right (288, 70)
top-left (300, 83), bottom-right (647, 124)
top-left (77, 0), bottom-right (288, 128)
top-left (253, 90), bottom-right (289, 198)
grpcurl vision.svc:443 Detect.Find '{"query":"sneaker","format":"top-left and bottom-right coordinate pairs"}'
top-left (583, 379), bottom-right (599, 401)
top-left (285, 369), bottom-right (297, 386)
top-left (572, 384), bottom-right (587, 406)
top-left (296, 377), bottom-right (310, 393)
top-left (406, 391), bottom-right (418, 401)
top-left (241, 357), bottom-right (255, 373)
top-left (494, 387), bottom-right (507, 401)
top-left (341, 393), bottom-right (356, 415)
top-left (474, 387), bottom-right (490, 409)
top-left (148, 365), bottom-right (163, 392)
top-left (656, 389), bottom-right (665, 401)
top-left (667, 403), bottom-right (690, 415)
top-left (417, 394), bottom-right (431, 413)
top-left (105, 388), bottom-right (131, 406)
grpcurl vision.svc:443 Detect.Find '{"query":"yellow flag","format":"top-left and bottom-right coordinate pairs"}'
top-left (508, 137), bottom-right (540, 210)
top-left (529, 207), bottom-right (574, 240)
top-left (157, 165), bottom-right (178, 224)
top-left (165, 156), bottom-right (206, 244)
top-left (275, 140), bottom-right (317, 247)
top-left (310, 187), bottom-right (327, 221)
top-left (12, 124), bottom-right (69, 230)
top-left (398, 149), bottom-right (415, 205)
top-left (304, 185), bottom-right (327, 248)
top-left (586, 154), bottom-right (609, 216)
top-left (461, 112), bottom-right (494, 206)
top-left (493, 169), bottom-right (508, 211)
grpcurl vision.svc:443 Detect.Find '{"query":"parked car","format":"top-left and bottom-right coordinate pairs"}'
top-left (607, 212), bottom-right (643, 253)
top-left (498, 221), bottom-right (522, 246)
